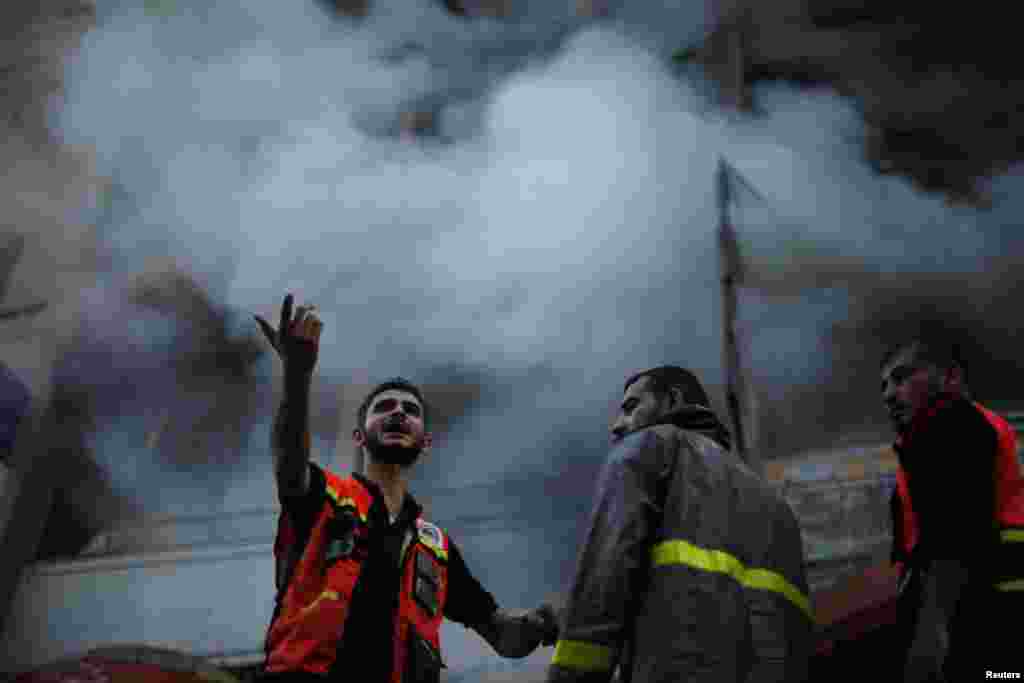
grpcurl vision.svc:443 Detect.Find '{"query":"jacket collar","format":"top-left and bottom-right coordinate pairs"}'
top-left (649, 404), bottom-right (732, 452)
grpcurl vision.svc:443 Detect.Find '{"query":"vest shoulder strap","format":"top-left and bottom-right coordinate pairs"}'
top-left (324, 471), bottom-right (374, 518)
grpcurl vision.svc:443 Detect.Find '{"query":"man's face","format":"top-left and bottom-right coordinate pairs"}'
top-left (880, 350), bottom-right (945, 434)
top-left (356, 389), bottom-right (430, 466)
top-left (609, 376), bottom-right (670, 444)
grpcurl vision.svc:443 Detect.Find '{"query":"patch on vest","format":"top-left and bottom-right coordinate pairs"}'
top-left (416, 520), bottom-right (446, 560)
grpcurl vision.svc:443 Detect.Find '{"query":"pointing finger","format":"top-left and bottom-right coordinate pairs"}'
top-left (279, 294), bottom-right (294, 338)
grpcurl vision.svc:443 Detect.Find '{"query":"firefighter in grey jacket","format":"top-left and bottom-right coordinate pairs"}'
top-left (546, 366), bottom-right (813, 683)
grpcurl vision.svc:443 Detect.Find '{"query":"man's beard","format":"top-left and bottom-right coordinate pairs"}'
top-left (365, 430), bottom-right (422, 467)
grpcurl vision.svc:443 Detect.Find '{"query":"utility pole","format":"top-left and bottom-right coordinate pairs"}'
top-left (725, 9), bottom-right (752, 112)
top-left (717, 157), bottom-right (761, 473)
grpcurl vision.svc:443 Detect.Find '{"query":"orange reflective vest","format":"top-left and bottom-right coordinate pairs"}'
top-left (264, 470), bottom-right (450, 681)
top-left (894, 400), bottom-right (1024, 590)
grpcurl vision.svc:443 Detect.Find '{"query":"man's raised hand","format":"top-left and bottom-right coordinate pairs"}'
top-left (254, 293), bottom-right (322, 377)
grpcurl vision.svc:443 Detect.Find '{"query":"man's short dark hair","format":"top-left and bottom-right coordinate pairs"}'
top-left (356, 377), bottom-right (429, 431)
top-left (624, 365), bottom-right (710, 408)
top-left (881, 340), bottom-right (967, 381)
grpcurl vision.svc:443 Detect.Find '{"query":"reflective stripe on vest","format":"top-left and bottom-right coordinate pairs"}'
top-left (1002, 529), bottom-right (1024, 543)
top-left (651, 539), bottom-right (813, 620)
top-left (996, 526), bottom-right (1024, 591)
top-left (551, 639), bottom-right (616, 673)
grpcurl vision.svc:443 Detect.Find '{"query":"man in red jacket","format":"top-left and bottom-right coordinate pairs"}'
top-left (882, 339), bottom-right (1023, 682)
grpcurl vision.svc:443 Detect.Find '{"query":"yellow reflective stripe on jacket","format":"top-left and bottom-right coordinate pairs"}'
top-left (652, 539), bottom-right (812, 619)
top-left (995, 530), bottom-right (1024, 590)
top-left (551, 639), bottom-right (615, 673)
top-left (996, 579), bottom-right (1024, 591)
top-left (1001, 528), bottom-right (1024, 543)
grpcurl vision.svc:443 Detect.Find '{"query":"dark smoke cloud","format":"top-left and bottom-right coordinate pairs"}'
top-left (695, 0), bottom-right (1024, 203)
top-left (722, 127), bottom-right (1023, 460)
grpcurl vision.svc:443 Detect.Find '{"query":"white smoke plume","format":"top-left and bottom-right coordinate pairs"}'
top-left (44, 0), bottom-right (1024, 551)
top-left (5, 0), bottom-right (1023, 674)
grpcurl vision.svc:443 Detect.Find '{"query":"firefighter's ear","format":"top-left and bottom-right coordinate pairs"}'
top-left (422, 432), bottom-right (433, 455)
top-left (352, 428), bottom-right (366, 447)
top-left (667, 386), bottom-right (685, 411)
top-left (945, 365), bottom-right (967, 396)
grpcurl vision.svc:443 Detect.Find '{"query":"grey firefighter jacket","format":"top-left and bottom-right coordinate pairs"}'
top-left (547, 407), bottom-right (813, 683)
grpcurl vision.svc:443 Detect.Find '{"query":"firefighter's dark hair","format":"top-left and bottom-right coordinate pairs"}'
top-left (356, 377), bottom-right (429, 431)
top-left (880, 340), bottom-right (967, 382)
top-left (624, 365), bottom-right (711, 409)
